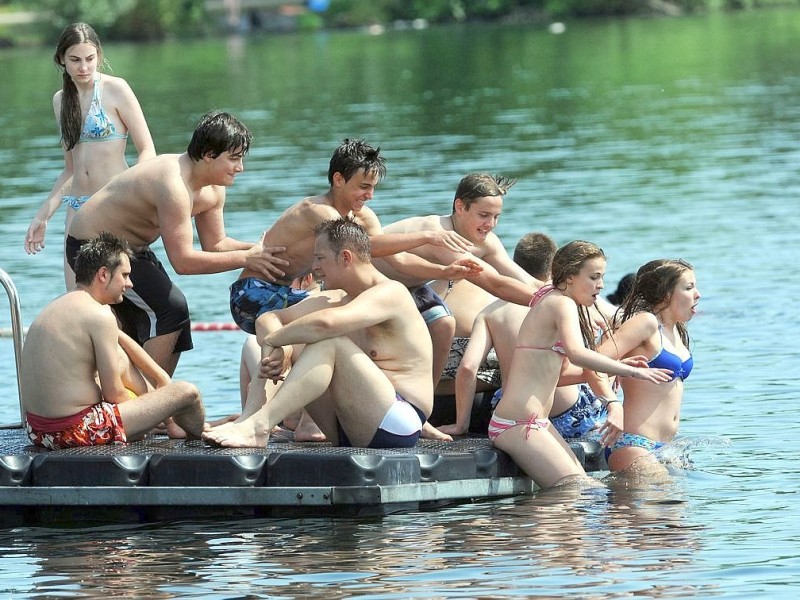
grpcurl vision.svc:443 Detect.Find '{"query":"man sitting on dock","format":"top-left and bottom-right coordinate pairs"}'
top-left (20, 233), bottom-right (206, 450)
top-left (203, 217), bottom-right (434, 448)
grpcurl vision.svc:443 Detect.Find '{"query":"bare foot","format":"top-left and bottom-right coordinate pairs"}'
top-left (421, 422), bottom-right (453, 442)
top-left (149, 421), bottom-right (169, 435)
top-left (165, 418), bottom-right (187, 439)
top-left (437, 423), bottom-right (467, 437)
top-left (293, 412), bottom-right (327, 442)
top-left (281, 410), bottom-right (302, 431)
top-left (202, 419), bottom-right (270, 448)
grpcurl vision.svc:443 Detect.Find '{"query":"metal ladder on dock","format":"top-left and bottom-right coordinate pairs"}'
top-left (0, 268), bottom-right (24, 425)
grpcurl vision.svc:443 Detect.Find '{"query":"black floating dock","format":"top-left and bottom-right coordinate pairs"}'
top-left (0, 426), bottom-right (606, 524)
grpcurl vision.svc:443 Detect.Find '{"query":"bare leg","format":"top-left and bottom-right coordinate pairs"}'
top-left (281, 410), bottom-right (302, 430)
top-left (117, 381), bottom-right (205, 440)
top-left (421, 421), bottom-right (453, 442)
top-left (63, 211), bottom-right (77, 291)
top-left (608, 446), bottom-right (670, 479)
top-left (203, 336), bottom-right (398, 448)
top-left (293, 410), bottom-right (327, 442)
top-left (117, 344), bottom-right (150, 395)
top-left (492, 421), bottom-right (593, 490)
top-left (428, 316), bottom-right (455, 388)
top-left (239, 335), bottom-right (260, 410)
top-left (143, 331), bottom-right (181, 376)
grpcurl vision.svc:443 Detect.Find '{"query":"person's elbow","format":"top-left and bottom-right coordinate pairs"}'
top-left (103, 388), bottom-right (132, 405)
top-left (169, 254), bottom-right (203, 275)
top-left (456, 360), bottom-right (480, 382)
top-left (172, 263), bottom-right (196, 276)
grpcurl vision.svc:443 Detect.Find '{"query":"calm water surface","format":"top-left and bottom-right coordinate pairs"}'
top-left (1, 9), bottom-right (799, 598)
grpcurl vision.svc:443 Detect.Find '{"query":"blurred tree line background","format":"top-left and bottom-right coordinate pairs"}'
top-left (0, 0), bottom-right (796, 44)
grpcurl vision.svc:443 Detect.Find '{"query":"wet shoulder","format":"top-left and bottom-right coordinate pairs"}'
top-left (383, 214), bottom-right (438, 233)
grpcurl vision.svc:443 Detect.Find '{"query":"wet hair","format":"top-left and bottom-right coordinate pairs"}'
top-left (618, 259), bottom-right (694, 347)
top-left (607, 272), bottom-right (635, 306)
top-left (187, 111), bottom-right (252, 161)
top-left (74, 232), bottom-right (131, 286)
top-left (327, 139), bottom-right (386, 184)
top-left (551, 240), bottom-right (607, 349)
top-left (513, 232), bottom-right (557, 281)
top-left (54, 22), bottom-right (106, 151)
top-left (452, 173), bottom-right (516, 212)
top-left (314, 216), bottom-right (371, 263)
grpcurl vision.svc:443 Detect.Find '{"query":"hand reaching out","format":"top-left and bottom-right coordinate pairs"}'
top-left (24, 219), bottom-right (48, 255)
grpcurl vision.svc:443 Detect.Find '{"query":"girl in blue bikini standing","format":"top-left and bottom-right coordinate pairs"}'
top-left (598, 259), bottom-right (700, 474)
top-left (24, 22), bottom-right (155, 289)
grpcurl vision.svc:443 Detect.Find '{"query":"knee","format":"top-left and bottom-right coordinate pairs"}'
top-left (171, 380), bottom-right (202, 404)
top-left (428, 316), bottom-right (456, 340)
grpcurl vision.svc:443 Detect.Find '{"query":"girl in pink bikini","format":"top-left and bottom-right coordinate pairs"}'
top-left (488, 240), bottom-right (673, 489)
top-left (24, 22), bottom-right (155, 289)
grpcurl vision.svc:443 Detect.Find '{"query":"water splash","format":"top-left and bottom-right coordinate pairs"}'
top-left (654, 435), bottom-right (731, 470)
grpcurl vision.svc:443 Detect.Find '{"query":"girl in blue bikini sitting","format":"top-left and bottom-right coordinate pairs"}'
top-left (598, 259), bottom-right (700, 475)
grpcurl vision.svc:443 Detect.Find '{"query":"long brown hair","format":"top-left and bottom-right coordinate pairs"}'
top-left (54, 22), bottom-right (105, 151)
top-left (618, 258), bottom-right (694, 347)
top-left (552, 240), bottom-right (607, 350)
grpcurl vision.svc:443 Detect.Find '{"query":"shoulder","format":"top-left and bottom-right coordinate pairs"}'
top-left (304, 198), bottom-right (342, 219)
top-left (383, 215), bottom-right (438, 233)
top-left (480, 232), bottom-right (508, 254)
top-left (58, 292), bottom-right (116, 325)
top-left (138, 154), bottom-right (184, 184)
top-left (100, 74), bottom-right (139, 106)
top-left (540, 292), bottom-right (579, 321)
top-left (100, 73), bottom-right (133, 94)
top-left (616, 311), bottom-right (659, 338)
top-left (624, 311), bottom-right (658, 329)
top-left (354, 206), bottom-right (381, 228)
top-left (363, 278), bottom-right (415, 307)
top-left (195, 184), bottom-right (226, 209)
top-left (141, 152), bottom-right (180, 171)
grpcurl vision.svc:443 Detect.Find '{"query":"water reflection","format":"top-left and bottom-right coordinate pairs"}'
top-left (3, 481), bottom-right (711, 598)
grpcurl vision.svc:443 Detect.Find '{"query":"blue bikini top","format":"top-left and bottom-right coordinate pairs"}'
top-left (647, 325), bottom-right (693, 380)
top-left (78, 74), bottom-right (128, 143)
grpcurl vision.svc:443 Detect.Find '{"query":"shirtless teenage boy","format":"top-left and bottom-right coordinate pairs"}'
top-left (66, 111), bottom-right (286, 374)
top-left (203, 217), bottom-right (434, 449)
top-left (21, 233), bottom-right (205, 449)
top-left (229, 138), bottom-right (477, 334)
top-left (377, 173), bottom-right (544, 387)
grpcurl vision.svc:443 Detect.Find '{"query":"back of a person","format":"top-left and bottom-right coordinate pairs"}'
top-left (243, 196), bottom-right (340, 282)
top-left (485, 300), bottom-right (529, 376)
top-left (441, 280), bottom-right (495, 336)
top-left (20, 295), bottom-right (103, 418)
top-left (69, 154), bottom-right (178, 246)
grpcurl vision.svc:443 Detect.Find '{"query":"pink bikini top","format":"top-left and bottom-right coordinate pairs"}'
top-left (517, 284), bottom-right (566, 355)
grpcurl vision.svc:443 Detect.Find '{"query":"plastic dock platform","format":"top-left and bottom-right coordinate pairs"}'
top-left (0, 425), bottom-right (606, 524)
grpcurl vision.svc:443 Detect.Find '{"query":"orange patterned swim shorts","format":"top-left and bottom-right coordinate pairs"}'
top-left (25, 403), bottom-right (127, 450)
